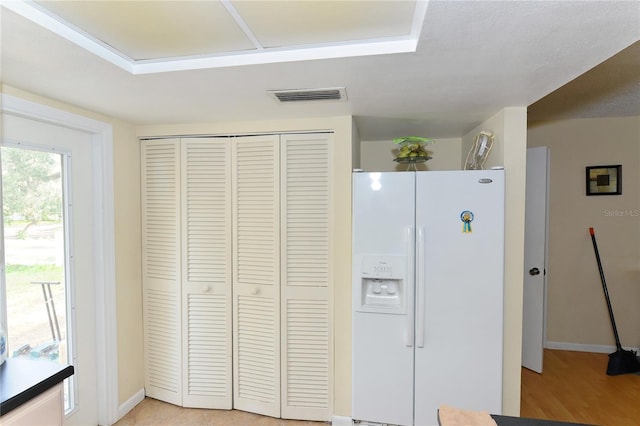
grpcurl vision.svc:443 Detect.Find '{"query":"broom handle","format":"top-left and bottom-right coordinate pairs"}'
top-left (589, 227), bottom-right (623, 351)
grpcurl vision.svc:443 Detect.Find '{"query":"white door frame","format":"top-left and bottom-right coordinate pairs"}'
top-left (1, 93), bottom-right (119, 425)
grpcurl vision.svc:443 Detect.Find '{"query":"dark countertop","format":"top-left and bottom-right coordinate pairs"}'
top-left (492, 414), bottom-right (595, 426)
top-left (0, 358), bottom-right (74, 416)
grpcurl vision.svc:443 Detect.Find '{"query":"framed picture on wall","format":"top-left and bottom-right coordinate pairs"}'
top-left (586, 165), bottom-right (622, 195)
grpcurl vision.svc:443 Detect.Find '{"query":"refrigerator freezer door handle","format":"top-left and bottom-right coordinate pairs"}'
top-left (406, 227), bottom-right (415, 347)
top-left (416, 226), bottom-right (425, 348)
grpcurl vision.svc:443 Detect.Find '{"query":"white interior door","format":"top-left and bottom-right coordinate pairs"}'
top-left (181, 138), bottom-right (232, 409)
top-left (141, 139), bottom-right (183, 405)
top-left (2, 114), bottom-right (98, 425)
top-left (280, 133), bottom-right (333, 421)
top-left (522, 146), bottom-right (550, 373)
top-left (232, 135), bottom-right (281, 418)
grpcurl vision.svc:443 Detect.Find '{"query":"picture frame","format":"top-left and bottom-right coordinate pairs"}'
top-left (586, 165), bottom-right (622, 196)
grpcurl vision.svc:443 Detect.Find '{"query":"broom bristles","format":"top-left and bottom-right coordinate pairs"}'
top-left (607, 349), bottom-right (640, 376)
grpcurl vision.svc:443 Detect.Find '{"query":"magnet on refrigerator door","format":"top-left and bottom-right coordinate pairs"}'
top-left (460, 210), bottom-right (474, 233)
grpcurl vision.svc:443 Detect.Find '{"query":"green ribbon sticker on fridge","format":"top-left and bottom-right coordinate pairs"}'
top-left (460, 210), bottom-right (474, 233)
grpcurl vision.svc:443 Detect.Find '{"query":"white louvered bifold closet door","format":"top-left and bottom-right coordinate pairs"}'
top-left (142, 139), bottom-right (182, 405)
top-left (280, 133), bottom-right (333, 421)
top-left (232, 135), bottom-right (281, 418)
top-left (181, 138), bottom-right (232, 409)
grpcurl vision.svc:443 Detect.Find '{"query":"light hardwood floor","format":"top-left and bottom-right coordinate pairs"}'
top-left (116, 349), bottom-right (640, 425)
top-left (521, 349), bottom-right (640, 426)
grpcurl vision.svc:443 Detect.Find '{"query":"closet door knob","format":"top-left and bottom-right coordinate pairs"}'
top-left (251, 287), bottom-right (261, 295)
top-left (202, 285), bottom-right (211, 292)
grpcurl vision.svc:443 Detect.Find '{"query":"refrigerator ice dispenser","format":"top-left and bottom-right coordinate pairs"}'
top-left (357, 255), bottom-right (406, 313)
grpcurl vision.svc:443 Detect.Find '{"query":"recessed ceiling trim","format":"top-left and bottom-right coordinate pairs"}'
top-left (220, 0), bottom-right (264, 50)
top-left (133, 38), bottom-right (418, 74)
top-left (3, 0), bottom-right (135, 73)
top-left (5, 0), bottom-right (427, 74)
top-left (410, 0), bottom-right (430, 40)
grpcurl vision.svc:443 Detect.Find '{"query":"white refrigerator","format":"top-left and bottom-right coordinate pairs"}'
top-left (352, 170), bottom-right (505, 426)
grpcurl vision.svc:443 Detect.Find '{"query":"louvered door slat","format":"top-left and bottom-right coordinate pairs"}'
top-left (233, 135), bottom-right (281, 418)
top-left (181, 138), bottom-right (232, 409)
top-left (142, 139), bottom-right (182, 405)
top-left (280, 134), bottom-right (333, 421)
top-left (185, 294), bottom-right (229, 398)
top-left (237, 295), bottom-right (277, 402)
top-left (285, 300), bottom-right (329, 409)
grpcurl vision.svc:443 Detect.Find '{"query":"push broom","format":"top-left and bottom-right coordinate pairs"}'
top-left (589, 227), bottom-right (640, 375)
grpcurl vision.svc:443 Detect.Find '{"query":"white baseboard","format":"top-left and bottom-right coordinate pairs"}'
top-left (117, 388), bottom-right (145, 422)
top-left (546, 341), bottom-right (640, 354)
top-left (332, 415), bottom-right (353, 425)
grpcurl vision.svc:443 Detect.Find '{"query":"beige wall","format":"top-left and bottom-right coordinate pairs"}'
top-left (138, 116), bottom-right (354, 417)
top-left (1, 86), bottom-right (144, 406)
top-left (528, 116), bottom-right (640, 350)
top-left (112, 120), bottom-right (143, 404)
top-left (463, 107), bottom-right (528, 416)
top-left (359, 138), bottom-right (462, 171)
top-left (352, 118), bottom-right (361, 170)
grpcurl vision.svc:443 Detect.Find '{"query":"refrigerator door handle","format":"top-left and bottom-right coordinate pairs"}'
top-left (406, 227), bottom-right (415, 347)
top-left (416, 226), bottom-right (425, 348)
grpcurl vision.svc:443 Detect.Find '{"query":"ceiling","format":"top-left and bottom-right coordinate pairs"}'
top-left (1, 1), bottom-right (639, 140)
top-left (528, 40), bottom-right (640, 126)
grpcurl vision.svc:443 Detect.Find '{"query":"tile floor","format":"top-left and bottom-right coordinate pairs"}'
top-left (114, 397), bottom-right (328, 426)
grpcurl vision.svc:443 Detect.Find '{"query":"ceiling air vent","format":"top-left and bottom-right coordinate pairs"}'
top-left (268, 87), bottom-right (347, 103)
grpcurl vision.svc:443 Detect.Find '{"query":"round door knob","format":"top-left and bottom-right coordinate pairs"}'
top-left (202, 285), bottom-right (211, 292)
top-left (251, 287), bottom-right (260, 295)
top-left (529, 267), bottom-right (540, 276)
